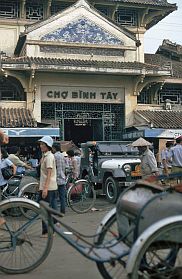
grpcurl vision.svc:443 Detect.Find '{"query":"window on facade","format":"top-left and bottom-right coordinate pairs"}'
top-left (0, 77), bottom-right (26, 101)
top-left (115, 9), bottom-right (137, 26)
top-left (0, 0), bottom-right (20, 19)
top-left (137, 90), bottom-right (150, 104)
top-left (95, 5), bottom-right (109, 17)
top-left (138, 85), bottom-right (182, 105)
top-left (51, 1), bottom-right (72, 15)
top-left (26, 0), bottom-right (43, 20)
top-left (159, 85), bottom-right (182, 105)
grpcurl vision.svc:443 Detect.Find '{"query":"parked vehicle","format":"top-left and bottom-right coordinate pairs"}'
top-left (79, 141), bottom-right (141, 203)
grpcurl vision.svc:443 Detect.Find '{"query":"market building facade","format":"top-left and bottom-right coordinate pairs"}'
top-left (0, 0), bottom-right (181, 147)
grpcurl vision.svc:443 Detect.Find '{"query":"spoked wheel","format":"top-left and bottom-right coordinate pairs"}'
top-left (19, 182), bottom-right (39, 219)
top-left (67, 179), bottom-right (96, 214)
top-left (0, 199), bottom-right (53, 274)
top-left (130, 221), bottom-right (182, 279)
top-left (96, 213), bottom-right (128, 279)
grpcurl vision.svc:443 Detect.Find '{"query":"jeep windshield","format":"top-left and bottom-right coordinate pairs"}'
top-left (96, 142), bottom-right (138, 155)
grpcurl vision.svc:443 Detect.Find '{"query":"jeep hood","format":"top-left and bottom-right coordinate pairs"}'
top-left (102, 158), bottom-right (141, 169)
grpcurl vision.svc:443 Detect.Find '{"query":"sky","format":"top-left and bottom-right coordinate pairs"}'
top-left (144, 0), bottom-right (182, 53)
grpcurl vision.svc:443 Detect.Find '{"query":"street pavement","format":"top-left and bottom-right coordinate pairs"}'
top-left (1, 196), bottom-right (118, 279)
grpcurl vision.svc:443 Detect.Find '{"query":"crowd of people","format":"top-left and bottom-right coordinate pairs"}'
top-left (0, 132), bottom-right (81, 236)
top-left (0, 129), bottom-right (182, 235)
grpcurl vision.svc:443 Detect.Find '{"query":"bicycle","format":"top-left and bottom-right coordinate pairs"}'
top-left (65, 170), bottom-right (96, 214)
top-left (0, 174), bottom-right (182, 279)
top-left (1, 171), bottom-right (39, 218)
top-left (17, 168), bottom-right (96, 215)
top-left (1, 170), bottom-right (39, 200)
top-left (0, 197), bottom-right (53, 274)
top-left (2, 173), bottom-right (182, 277)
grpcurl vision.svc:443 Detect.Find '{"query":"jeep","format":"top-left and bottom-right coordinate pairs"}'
top-left (80, 141), bottom-right (141, 203)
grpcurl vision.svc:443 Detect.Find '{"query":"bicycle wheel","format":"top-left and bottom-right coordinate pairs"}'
top-left (0, 198), bottom-right (53, 274)
top-left (96, 213), bottom-right (128, 279)
top-left (19, 182), bottom-right (39, 219)
top-left (130, 221), bottom-right (182, 279)
top-left (67, 179), bottom-right (96, 213)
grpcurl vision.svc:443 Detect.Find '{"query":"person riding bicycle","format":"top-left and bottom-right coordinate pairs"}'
top-left (8, 146), bottom-right (32, 174)
top-left (0, 148), bottom-right (16, 190)
top-left (0, 130), bottom-right (9, 226)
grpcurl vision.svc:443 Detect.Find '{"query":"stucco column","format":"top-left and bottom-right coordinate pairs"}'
top-left (125, 80), bottom-right (138, 127)
top-left (20, 0), bottom-right (26, 19)
top-left (45, 0), bottom-right (52, 18)
top-left (32, 84), bottom-right (41, 122)
top-left (136, 30), bottom-right (145, 63)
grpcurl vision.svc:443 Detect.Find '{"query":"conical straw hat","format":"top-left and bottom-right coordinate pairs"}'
top-left (131, 137), bottom-right (152, 147)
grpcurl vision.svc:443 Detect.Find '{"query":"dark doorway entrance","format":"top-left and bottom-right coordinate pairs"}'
top-left (64, 119), bottom-right (92, 145)
top-left (42, 102), bottom-right (124, 142)
top-left (64, 119), bottom-right (103, 145)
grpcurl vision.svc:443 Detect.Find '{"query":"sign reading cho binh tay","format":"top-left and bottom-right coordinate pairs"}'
top-left (41, 86), bottom-right (125, 103)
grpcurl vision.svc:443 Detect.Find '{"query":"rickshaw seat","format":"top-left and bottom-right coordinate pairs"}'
top-left (116, 182), bottom-right (182, 242)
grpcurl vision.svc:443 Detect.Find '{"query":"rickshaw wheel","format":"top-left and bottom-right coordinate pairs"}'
top-left (131, 221), bottom-right (182, 279)
top-left (96, 213), bottom-right (128, 279)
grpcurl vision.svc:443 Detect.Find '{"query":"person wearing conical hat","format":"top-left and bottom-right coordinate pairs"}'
top-left (131, 137), bottom-right (159, 179)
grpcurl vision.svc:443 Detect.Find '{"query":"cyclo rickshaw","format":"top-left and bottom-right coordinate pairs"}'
top-left (0, 172), bottom-right (182, 279)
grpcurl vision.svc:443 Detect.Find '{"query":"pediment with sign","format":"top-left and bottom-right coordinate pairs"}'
top-left (41, 17), bottom-right (124, 46)
top-left (24, 0), bottom-right (136, 50)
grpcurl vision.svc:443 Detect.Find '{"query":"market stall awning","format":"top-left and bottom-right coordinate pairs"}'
top-left (2, 128), bottom-right (60, 137)
top-left (123, 128), bottom-right (182, 140)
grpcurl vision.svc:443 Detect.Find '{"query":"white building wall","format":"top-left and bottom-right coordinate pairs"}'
top-left (0, 24), bottom-right (25, 56)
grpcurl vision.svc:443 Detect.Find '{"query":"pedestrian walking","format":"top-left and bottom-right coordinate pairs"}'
top-left (161, 141), bottom-right (174, 175)
top-left (131, 137), bottom-right (159, 179)
top-left (67, 149), bottom-right (79, 179)
top-left (169, 135), bottom-right (182, 182)
top-left (38, 136), bottom-right (58, 237)
top-left (52, 142), bottom-right (66, 215)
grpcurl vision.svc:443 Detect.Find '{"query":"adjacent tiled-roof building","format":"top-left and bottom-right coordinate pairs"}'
top-left (135, 110), bottom-right (182, 129)
top-left (0, 108), bottom-right (37, 128)
top-left (145, 40), bottom-right (182, 79)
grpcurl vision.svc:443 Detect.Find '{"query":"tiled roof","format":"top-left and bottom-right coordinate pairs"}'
top-left (135, 110), bottom-right (182, 129)
top-left (104, 0), bottom-right (176, 7)
top-left (145, 40), bottom-right (182, 78)
top-left (145, 54), bottom-right (182, 79)
top-left (3, 56), bottom-right (169, 73)
top-left (157, 40), bottom-right (182, 55)
top-left (0, 108), bottom-right (37, 128)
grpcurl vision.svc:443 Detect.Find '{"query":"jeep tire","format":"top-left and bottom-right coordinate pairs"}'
top-left (104, 176), bottom-right (119, 204)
